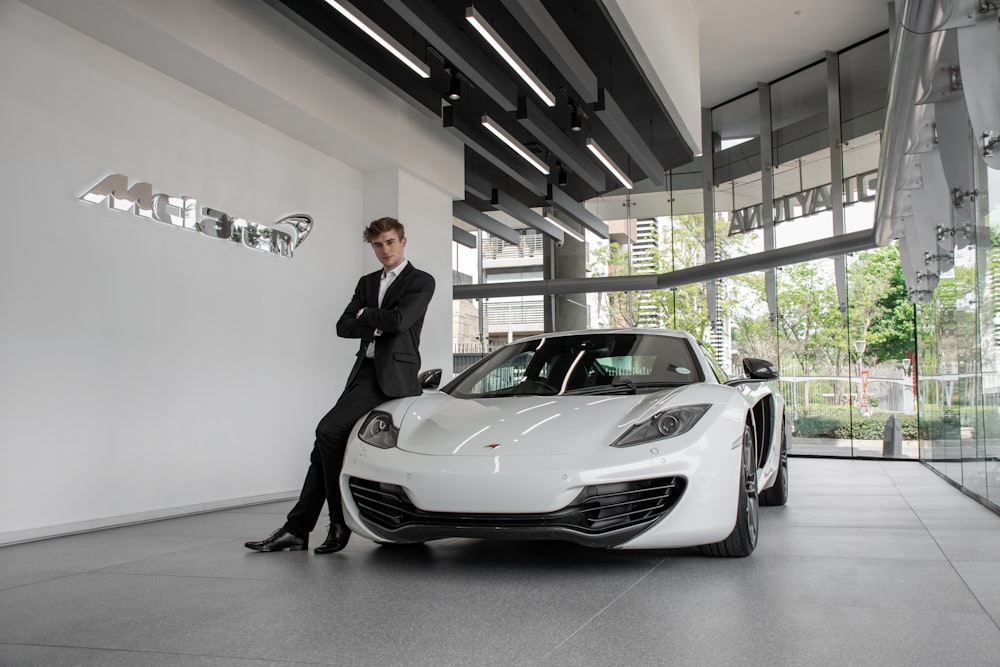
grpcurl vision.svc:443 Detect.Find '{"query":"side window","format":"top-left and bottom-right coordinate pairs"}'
top-left (699, 342), bottom-right (729, 383)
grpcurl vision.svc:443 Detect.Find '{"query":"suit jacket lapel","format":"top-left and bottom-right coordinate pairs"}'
top-left (366, 270), bottom-right (380, 308)
top-left (380, 263), bottom-right (413, 306)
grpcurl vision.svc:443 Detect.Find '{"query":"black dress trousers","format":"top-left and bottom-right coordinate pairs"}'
top-left (283, 357), bottom-right (388, 537)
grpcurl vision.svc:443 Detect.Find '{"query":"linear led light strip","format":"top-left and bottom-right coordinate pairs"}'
top-left (482, 115), bottom-right (550, 174)
top-left (466, 6), bottom-right (555, 107)
top-left (543, 211), bottom-right (585, 242)
top-left (586, 137), bottom-right (633, 189)
top-left (324, 0), bottom-right (430, 78)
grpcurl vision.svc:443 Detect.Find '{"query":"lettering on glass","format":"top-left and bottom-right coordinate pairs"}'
top-left (728, 168), bottom-right (878, 236)
top-left (78, 174), bottom-right (312, 257)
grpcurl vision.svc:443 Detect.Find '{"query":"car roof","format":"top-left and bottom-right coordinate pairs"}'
top-left (514, 328), bottom-right (699, 344)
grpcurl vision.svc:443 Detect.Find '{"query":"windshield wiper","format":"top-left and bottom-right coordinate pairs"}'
top-left (562, 378), bottom-right (637, 395)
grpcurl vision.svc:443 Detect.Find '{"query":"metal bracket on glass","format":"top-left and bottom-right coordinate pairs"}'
top-left (925, 250), bottom-right (954, 264)
top-left (983, 131), bottom-right (999, 158)
top-left (951, 187), bottom-right (980, 207)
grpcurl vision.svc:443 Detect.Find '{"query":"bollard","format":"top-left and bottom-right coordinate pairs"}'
top-left (882, 414), bottom-right (902, 457)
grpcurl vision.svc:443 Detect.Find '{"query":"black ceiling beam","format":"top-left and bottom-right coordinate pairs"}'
top-left (517, 97), bottom-right (605, 192)
top-left (501, 0), bottom-right (598, 104)
top-left (453, 201), bottom-right (521, 245)
top-left (594, 88), bottom-right (665, 187)
top-left (266, 0), bottom-right (441, 118)
top-left (452, 225), bottom-right (477, 248)
top-left (491, 188), bottom-right (564, 243)
top-left (384, 0), bottom-right (519, 112)
top-left (545, 184), bottom-right (608, 238)
top-left (464, 171), bottom-right (493, 201)
top-left (444, 106), bottom-right (548, 196)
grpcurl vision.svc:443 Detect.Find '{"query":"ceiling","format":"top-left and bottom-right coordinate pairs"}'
top-left (265, 0), bottom-right (891, 240)
top-left (694, 0), bottom-right (891, 109)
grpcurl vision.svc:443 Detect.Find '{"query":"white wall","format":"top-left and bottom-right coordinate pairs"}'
top-left (0, 0), bottom-right (460, 543)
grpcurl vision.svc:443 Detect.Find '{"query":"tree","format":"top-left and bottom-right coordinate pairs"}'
top-left (847, 244), bottom-right (915, 365)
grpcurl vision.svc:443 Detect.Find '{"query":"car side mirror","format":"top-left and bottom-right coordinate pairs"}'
top-left (418, 368), bottom-right (442, 390)
top-left (742, 357), bottom-right (779, 381)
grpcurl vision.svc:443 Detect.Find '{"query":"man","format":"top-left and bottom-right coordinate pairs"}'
top-left (245, 217), bottom-right (435, 554)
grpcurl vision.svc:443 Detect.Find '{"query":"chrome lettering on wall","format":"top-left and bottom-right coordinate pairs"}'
top-left (728, 169), bottom-right (878, 236)
top-left (78, 174), bottom-right (312, 257)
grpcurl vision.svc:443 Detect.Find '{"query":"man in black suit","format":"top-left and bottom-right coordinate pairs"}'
top-left (245, 217), bottom-right (435, 554)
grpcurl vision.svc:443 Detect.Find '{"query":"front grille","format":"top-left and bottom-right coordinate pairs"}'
top-left (348, 476), bottom-right (686, 547)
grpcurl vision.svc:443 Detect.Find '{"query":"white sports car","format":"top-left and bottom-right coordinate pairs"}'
top-left (340, 329), bottom-right (789, 556)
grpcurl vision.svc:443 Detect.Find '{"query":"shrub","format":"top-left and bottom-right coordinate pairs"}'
top-left (792, 413), bottom-right (918, 440)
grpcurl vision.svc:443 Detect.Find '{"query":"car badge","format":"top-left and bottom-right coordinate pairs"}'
top-left (484, 443), bottom-right (501, 449)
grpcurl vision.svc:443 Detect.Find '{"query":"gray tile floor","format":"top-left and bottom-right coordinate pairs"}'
top-left (1, 458), bottom-right (999, 666)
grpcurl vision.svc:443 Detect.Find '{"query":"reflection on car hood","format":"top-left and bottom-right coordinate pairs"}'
top-left (393, 390), bottom-right (683, 456)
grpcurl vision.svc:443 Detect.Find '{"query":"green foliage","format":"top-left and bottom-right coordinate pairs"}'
top-left (859, 245), bottom-right (916, 363)
top-left (793, 413), bottom-right (919, 440)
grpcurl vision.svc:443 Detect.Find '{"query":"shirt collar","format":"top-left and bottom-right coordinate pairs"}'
top-left (382, 259), bottom-right (408, 280)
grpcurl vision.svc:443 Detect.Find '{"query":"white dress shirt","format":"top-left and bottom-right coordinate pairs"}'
top-left (365, 260), bottom-right (408, 358)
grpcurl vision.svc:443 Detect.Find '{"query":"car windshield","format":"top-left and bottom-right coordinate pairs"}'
top-left (443, 333), bottom-right (704, 398)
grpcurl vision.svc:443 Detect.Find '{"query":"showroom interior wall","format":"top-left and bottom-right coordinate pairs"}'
top-left (0, 0), bottom-right (462, 544)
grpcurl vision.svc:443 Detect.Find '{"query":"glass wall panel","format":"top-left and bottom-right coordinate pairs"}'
top-left (772, 62), bottom-right (828, 168)
top-left (955, 236), bottom-right (987, 499)
top-left (773, 149), bottom-right (834, 247)
top-left (841, 131), bottom-right (881, 234)
top-left (712, 92), bottom-right (760, 185)
top-left (452, 231), bottom-right (485, 379)
top-left (982, 162), bottom-right (1000, 505)
top-left (839, 34), bottom-right (890, 142)
top-left (729, 270), bottom-right (777, 391)
top-left (775, 259), bottom-right (846, 455)
top-left (847, 247), bottom-right (918, 458)
top-left (716, 177), bottom-right (765, 256)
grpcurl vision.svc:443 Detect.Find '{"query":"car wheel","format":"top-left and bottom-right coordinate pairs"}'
top-left (760, 425), bottom-right (789, 507)
top-left (698, 423), bottom-right (759, 558)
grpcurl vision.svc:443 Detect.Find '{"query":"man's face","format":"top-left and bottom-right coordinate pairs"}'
top-left (370, 230), bottom-right (406, 271)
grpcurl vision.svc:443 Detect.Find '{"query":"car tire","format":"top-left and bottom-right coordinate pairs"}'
top-left (760, 425), bottom-right (789, 507)
top-left (698, 423), bottom-right (759, 558)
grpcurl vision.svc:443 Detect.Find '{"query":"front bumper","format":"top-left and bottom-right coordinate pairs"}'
top-left (340, 428), bottom-right (741, 549)
top-left (347, 475), bottom-right (686, 547)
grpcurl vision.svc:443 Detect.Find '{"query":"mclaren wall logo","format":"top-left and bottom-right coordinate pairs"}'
top-left (79, 174), bottom-right (312, 258)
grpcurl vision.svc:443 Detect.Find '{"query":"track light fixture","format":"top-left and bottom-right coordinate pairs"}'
top-left (570, 104), bottom-right (583, 132)
top-left (465, 6), bottom-right (556, 107)
top-left (558, 164), bottom-right (568, 187)
top-left (543, 208), bottom-right (585, 242)
top-left (482, 115), bottom-right (550, 175)
top-left (447, 70), bottom-right (462, 101)
top-left (323, 0), bottom-right (430, 78)
top-left (586, 137), bottom-right (633, 189)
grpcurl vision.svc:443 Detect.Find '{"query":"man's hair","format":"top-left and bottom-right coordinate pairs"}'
top-left (363, 217), bottom-right (405, 243)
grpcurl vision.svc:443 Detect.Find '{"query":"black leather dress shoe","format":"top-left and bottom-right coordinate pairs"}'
top-left (314, 524), bottom-right (351, 554)
top-left (244, 528), bottom-right (307, 552)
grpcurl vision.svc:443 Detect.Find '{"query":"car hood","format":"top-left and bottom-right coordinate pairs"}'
top-left (392, 390), bottom-right (683, 456)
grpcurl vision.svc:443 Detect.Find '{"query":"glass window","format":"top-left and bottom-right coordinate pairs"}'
top-left (839, 34), bottom-right (890, 142)
top-left (712, 91), bottom-right (761, 184)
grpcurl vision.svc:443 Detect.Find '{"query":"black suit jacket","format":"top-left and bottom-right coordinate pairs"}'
top-left (336, 262), bottom-right (435, 397)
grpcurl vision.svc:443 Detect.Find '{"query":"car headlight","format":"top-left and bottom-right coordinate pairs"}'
top-left (612, 404), bottom-right (710, 448)
top-left (358, 410), bottom-right (399, 449)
